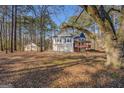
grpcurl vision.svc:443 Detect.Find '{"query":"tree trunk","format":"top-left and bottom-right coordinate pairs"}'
top-left (40, 16), bottom-right (43, 52)
top-left (100, 17), bottom-right (124, 68)
top-left (82, 6), bottom-right (124, 68)
top-left (11, 6), bottom-right (14, 53)
top-left (5, 12), bottom-right (8, 54)
top-left (2, 13), bottom-right (5, 51)
top-left (8, 22), bottom-right (11, 52)
top-left (19, 15), bottom-right (22, 51)
top-left (40, 31), bottom-right (43, 52)
top-left (104, 34), bottom-right (124, 68)
top-left (14, 5), bottom-right (17, 51)
top-left (0, 23), bottom-right (3, 51)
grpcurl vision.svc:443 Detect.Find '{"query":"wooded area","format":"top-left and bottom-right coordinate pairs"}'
top-left (0, 5), bottom-right (58, 53)
top-left (0, 5), bottom-right (124, 88)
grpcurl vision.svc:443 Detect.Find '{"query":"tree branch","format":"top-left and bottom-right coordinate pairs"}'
top-left (74, 9), bottom-right (84, 23)
top-left (81, 5), bottom-right (117, 39)
top-left (107, 8), bottom-right (121, 14)
top-left (61, 23), bottom-right (96, 39)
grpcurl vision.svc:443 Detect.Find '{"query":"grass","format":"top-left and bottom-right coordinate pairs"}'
top-left (52, 59), bottom-right (82, 65)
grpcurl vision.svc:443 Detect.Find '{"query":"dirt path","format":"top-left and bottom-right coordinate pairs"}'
top-left (0, 51), bottom-right (124, 88)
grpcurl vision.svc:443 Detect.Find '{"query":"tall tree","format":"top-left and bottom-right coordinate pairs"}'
top-left (0, 22), bottom-right (3, 51)
top-left (11, 5), bottom-right (14, 53)
top-left (14, 5), bottom-right (17, 51)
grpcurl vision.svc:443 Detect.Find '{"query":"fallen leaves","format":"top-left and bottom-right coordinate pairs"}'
top-left (0, 51), bottom-right (124, 88)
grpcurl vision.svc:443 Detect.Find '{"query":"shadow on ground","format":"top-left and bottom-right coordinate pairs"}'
top-left (0, 51), bottom-right (124, 88)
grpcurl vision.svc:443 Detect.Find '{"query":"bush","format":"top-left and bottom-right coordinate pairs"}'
top-left (111, 72), bottom-right (119, 79)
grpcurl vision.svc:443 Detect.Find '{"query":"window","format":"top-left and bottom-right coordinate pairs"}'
top-left (60, 39), bottom-right (61, 42)
top-left (57, 38), bottom-right (59, 42)
top-left (66, 38), bottom-right (72, 43)
top-left (67, 38), bottom-right (70, 42)
top-left (64, 38), bottom-right (66, 43)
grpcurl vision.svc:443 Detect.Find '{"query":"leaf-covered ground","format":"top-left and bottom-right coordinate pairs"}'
top-left (0, 51), bottom-right (124, 88)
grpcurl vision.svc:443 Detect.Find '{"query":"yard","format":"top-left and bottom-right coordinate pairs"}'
top-left (0, 51), bottom-right (124, 88)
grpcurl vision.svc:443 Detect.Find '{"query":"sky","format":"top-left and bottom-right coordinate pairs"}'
top-left (50, 5), bottom-right (82, 26)
top-left (46, 5), bottom-right (82, 37)
top-left (28, 5), bottom-right (82, 26)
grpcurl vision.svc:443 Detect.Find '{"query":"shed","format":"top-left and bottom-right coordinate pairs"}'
top-left (24, 43), bottom-right (39, 51)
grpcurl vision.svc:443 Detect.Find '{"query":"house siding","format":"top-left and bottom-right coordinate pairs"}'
top-left (52, 36), bottom-right (74, 52)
